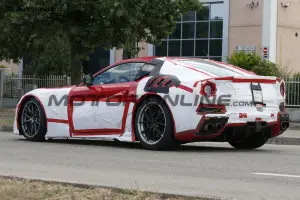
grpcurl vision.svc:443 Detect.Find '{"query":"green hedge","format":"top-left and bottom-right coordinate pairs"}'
top-left (227, 51), bottom-right (280, 77)
top-left (228, 51), bottom-right (300, 106)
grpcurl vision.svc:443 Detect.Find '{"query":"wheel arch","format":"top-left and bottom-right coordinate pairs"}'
top-left (132, 93), bottom-right (176, 141)
top-left (17, 94), bottom-right (48, 133)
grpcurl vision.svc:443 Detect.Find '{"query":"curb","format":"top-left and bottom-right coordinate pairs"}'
top-left (289, 123), bottom-right (300, 130)
top-left (0, 126), bottom-right (13, 132)
top-left (267, 137), bottom-right (300, 146)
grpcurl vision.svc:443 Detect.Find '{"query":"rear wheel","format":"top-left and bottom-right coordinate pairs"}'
top-left (228, 134), bottom-right (269, 149)
top-left (135, 97), bottom-right (179, 150)
top-left (19, 98), bottom-right (47, 141)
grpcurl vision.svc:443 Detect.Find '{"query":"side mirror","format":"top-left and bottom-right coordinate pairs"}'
top-left (82, 74), bottom-right (93, 85)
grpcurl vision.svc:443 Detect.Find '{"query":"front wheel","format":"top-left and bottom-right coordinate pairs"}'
top-left (134, 97), bottom-right (179, 150)
top-left (228, 134), bottom-right (269, 149)
top-left (19, 97), bottom-right (47, 141)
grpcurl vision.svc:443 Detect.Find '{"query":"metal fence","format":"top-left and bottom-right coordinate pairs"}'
top-left (284, 77), bottom-right (300, 107)
top-left (3, 74), bottom-right (71, 98)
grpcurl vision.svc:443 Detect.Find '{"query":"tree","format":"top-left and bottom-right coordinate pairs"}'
top-left (22, 30), bottom-right (71, 76)
top-left (0, 0), bottom-right (201, 84)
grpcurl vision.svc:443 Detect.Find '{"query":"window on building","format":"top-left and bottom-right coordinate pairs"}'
top-left (154, 2), bottom-right (225, 61)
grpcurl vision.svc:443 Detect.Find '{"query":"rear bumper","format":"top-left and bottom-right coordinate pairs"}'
top-left (175, 112), bottom-right (289, 142)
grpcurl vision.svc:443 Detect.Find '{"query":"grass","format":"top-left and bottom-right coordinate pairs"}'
top-left (0, 108), bottom-right (15, 114)
top-left (0, 108), bottom-right (15, 127)
top-left (0, 117), bottom-right (14, 126)
top-left (0, 177), bottom-right (216, 200)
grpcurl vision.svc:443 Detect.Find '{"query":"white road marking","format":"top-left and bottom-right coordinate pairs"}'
top-left (252, 172), bottom-right (300, 178)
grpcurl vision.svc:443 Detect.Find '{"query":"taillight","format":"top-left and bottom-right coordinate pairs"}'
top-left (280, 82), bottom-right (285, 96)
top-left (200, 81), bottom-right (217, 97)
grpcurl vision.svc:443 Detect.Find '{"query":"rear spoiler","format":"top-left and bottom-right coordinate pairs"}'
top-left (213, 76), bottom-right (280, 84)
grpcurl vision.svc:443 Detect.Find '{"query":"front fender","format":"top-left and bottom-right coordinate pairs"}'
top-left (14, 87), bottom-right (73, 134)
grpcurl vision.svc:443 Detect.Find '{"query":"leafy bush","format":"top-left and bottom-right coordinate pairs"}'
top-left (227, 51), bottom-right (261, 71)
top-left (227, 51), bottom-right (280, 77)
top-left (228, 51), bottom-right (300, 106)
top-left (251, 60), bottom-right (280, 77)
top-left (0, 64), bottom-right (6, 68)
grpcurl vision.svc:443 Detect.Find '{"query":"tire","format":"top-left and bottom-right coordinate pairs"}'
top-left (134, 96), bottom-right (179, 150)
top-left (228, 134), bottom-right (269, 149)
top-left (19, 97), bottom-right (47, 141)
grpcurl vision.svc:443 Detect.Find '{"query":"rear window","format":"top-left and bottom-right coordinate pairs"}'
top-left (177, 60), bottom-right (246, 77)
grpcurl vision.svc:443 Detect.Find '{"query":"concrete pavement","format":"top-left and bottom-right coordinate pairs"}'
top-left (289, 123), bottom-right (300, 130)
top-left (1, 131), bottom-right (300, 200)
top-left (279, 129), bottom-right (300, 138)
top-left (267, 129), bottom-right (300, 145)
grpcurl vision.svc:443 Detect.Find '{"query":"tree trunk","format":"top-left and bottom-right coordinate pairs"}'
top-left (70, 47), bottom-right (82, 85)
top-left (123, 39), bottom-right (138, 59)
top-left (123, 49), bottom-right (132, 60)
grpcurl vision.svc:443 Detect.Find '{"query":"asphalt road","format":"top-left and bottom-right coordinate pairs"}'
top-left (0, 132), bottom-right (300, 200)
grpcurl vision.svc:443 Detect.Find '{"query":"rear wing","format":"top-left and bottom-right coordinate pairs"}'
top-left (195, 76), bottom-right (285, 99)
top-left (213, 76), bottom-right (279, 84)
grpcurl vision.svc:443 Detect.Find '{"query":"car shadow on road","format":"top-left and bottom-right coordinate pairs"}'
top-left (175, 144), bottom-right (271, 153)
top-left (15, 138), bottom-right (274, 153)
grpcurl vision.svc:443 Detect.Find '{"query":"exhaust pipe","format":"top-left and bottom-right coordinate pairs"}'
top-left (216, 123), bottom-right (222, 132)
top-left (281, 122), bottom-right (287, 130)
top-left (204, 124), bottom-right (213, 132)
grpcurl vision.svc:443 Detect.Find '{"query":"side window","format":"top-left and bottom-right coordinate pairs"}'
top-left (92, 63), bottom-right (144, 85)
top-left (135, 64), bottom-right (157, 80)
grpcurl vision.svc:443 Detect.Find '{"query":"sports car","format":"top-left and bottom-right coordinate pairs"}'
top-left (13, 57), bottom-right (289, 150)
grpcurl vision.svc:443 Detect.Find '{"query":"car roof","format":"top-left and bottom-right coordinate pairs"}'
top-left (121, 56), bottom-right (159, 62)
top-left (122, 56), bottom-right (205, 62)
top-left (122, 57), bottom-right (255, 75)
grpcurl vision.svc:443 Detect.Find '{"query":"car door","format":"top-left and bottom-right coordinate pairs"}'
top-left (69, 62), bottom-right (145, 136)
